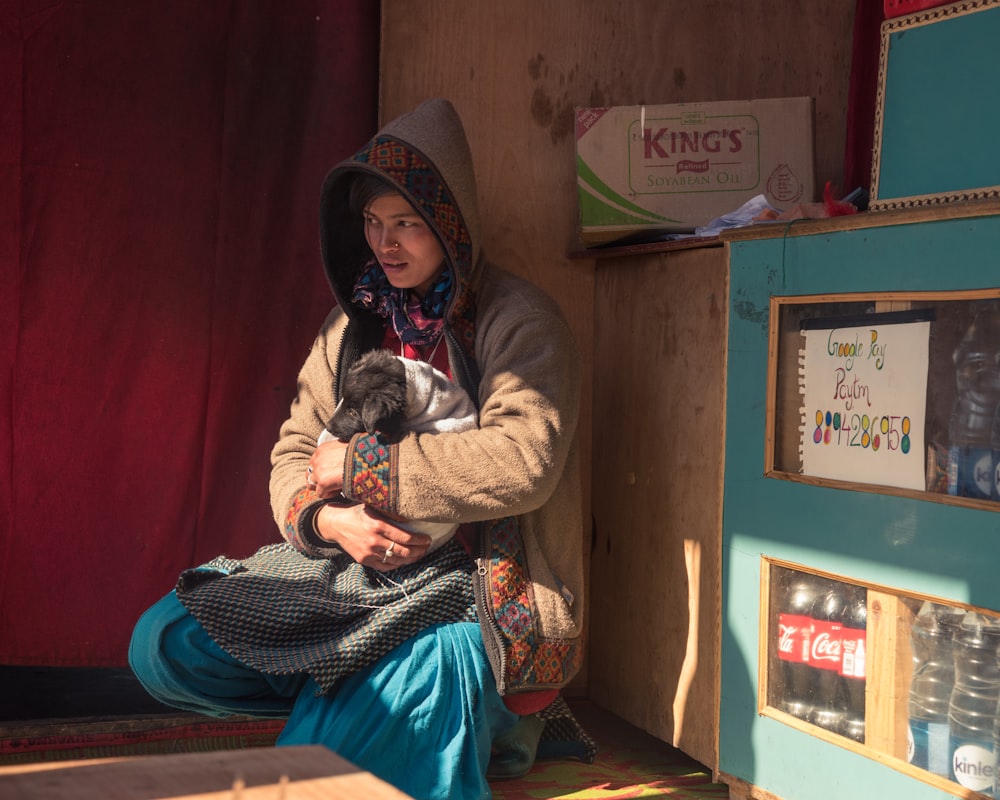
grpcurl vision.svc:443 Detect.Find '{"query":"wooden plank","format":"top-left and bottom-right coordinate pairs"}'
top-left (0, 745), bottom-right (412, 800)
top-left (722, 197), bottom-right (1000, 242)
top-left (756, 560), bottom-right (773, 712)
top-left (569, 236), bottom-right (724, 261)
top-left (865, 591), bottom-right (914, 760)
top-left (764, 294), bottom-right (806, 474)
top-left (770, 288), bottom-right (1000, 307)
top-left (589, 247), bottom-right (727, 769)
top-left (719, 772), bottom-right (789, 800)
top-left (380, 1), bottom-right (857, 230)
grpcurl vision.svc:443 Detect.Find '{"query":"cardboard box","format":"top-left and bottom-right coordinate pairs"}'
top-left (576, 97), bottom-right (815, 246)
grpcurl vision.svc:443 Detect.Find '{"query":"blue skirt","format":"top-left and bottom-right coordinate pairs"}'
top-left (129, 592), bottom-right (517, 799)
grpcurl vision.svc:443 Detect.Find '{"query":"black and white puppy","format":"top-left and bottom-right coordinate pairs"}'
top-left (319, 348), bottom-right (478, 552)
top-left (327, 349), bottom-right (411, 443)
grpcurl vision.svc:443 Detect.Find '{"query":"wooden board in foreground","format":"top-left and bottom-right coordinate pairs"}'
top-left (0, 744), bottom-right (413, 800)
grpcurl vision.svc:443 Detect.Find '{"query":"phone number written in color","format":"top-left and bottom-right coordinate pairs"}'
top-left (811, 410), bottom-right (912, 454)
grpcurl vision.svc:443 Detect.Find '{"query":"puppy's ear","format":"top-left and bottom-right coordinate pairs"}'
top-left (360, 388), bottom-right (407, 441)
top-left (361, 392), bottom-right (406, 439)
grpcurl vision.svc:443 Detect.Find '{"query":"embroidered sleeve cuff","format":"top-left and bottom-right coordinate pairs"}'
top-left (343, 432), bottom-right (398, 515)
top-left (283, 487), bottom-right (339, 556)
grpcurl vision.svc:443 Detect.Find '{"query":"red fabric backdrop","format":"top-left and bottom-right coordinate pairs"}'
top-left (0, 0), bottom-right (378, 666)
top-left (1, 1), bottom-right (881, 670)
top-left (843, 0), bottom-right (885, 196)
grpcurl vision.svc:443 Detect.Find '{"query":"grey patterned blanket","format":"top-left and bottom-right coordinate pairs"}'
top-left (175, 540), bottom-right (477, 692)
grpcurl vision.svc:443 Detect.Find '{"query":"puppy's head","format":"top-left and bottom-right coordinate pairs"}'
top-left (327, 350), bottom-right (408, 441)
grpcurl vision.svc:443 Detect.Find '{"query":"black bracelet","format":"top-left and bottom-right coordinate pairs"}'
top-left (300, 494), bottom-right (354, 548)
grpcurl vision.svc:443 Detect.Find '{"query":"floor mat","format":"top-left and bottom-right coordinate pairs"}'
top-left (492, 758), bottom-right (730, 800)
top-left (0, 715), bottom-right (284, 765)
top-left (491, 700), bottom-right (730, 800)
top-left (0, 668), bottom-right (729, 799)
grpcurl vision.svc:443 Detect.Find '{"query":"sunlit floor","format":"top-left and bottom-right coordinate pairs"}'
top-left (0, 668), bottom-right (729, 798)
top-left (491, 699), bottom-right (729, 800)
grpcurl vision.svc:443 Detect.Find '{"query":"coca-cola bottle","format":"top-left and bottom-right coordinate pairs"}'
top-left (776, 571), bottom-right (823, 721)
top-left (838, 584), bottom-right (868, 743)
top-left (807, 581), bottom-right (848, 734)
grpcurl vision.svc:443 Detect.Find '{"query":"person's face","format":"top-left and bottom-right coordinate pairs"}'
top-left (363, 192), bottom-right (445, 298)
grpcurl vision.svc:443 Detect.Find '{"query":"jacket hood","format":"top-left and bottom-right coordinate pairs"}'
top-left (318, 98), bottom-right (481, 323)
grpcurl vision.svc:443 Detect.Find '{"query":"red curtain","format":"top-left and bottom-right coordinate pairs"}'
top-left (0, 0), bottom-right (378, 666)
top-left (843, 0), bottom-right (886, 195)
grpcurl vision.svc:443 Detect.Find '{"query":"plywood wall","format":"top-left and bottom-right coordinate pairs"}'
top-left (380, 0), bottom-right (857, 288)
top-left (590, 244), bottom-right (728, 768)
top-left (380, 0), bottom-right (857, 761)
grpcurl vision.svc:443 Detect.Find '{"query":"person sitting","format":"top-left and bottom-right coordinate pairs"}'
top-left (128, 97), bottom-right (591, 799)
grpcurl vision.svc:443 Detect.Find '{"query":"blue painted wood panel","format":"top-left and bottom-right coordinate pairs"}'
top-left (874, 3), bottom-right (1000, 204)
top-left (721, 213), bottom-right (1000, 799)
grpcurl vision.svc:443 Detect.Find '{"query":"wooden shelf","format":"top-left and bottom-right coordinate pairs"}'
top-left (568, 235), bottom-right (722, 261)
top-left (570, 199), bottom-right (1000, 261)
top-left (721, 198), bottom-right (1000, 243)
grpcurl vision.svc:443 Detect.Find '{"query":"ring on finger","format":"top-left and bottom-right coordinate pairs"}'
top-left (381, 541), bottom-right (396, 563)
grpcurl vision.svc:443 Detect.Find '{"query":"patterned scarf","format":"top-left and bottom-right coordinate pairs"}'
top-left (352, 260), bottom-right (452, 346)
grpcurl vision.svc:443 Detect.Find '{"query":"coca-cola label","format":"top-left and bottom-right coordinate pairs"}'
top-left (840, 633), bottom-right (867, 679)
top-left (777, 613), bottom-right (812, 663)
top-left (809, 621), bottom-right (843, 671)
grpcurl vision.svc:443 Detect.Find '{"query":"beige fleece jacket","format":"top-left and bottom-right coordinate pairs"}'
top-left (268, 98), bottom-right (584, 694)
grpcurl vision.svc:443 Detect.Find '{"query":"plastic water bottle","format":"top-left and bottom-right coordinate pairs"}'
top-left (949, 390), bottom-right (998, 499)
top-left (908, 601), bottom-right (962, 776)
top-left (948, 611), bottom-right (1000, 795)
top-left (948, 310), bottom-right (1000, 498)
top-left (993, 647), bottom-right (1000, 799)
top-left (992, 401), bottom-right (1000, 500)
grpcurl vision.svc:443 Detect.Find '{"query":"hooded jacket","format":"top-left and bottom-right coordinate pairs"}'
top-left (269, 98), bottom-right (585, 695)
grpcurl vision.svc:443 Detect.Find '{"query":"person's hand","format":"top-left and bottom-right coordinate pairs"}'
top-left (306, 439), bottom-right (349, 498)
top-left (314, 502), bottom-right (432, 571)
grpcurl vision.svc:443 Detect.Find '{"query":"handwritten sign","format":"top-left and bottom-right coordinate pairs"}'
top-left (800, 314), bottom-right (930, 490)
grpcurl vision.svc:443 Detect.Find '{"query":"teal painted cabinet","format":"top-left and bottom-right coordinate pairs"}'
top-left (719, 205), bottom-right (1000, 800)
